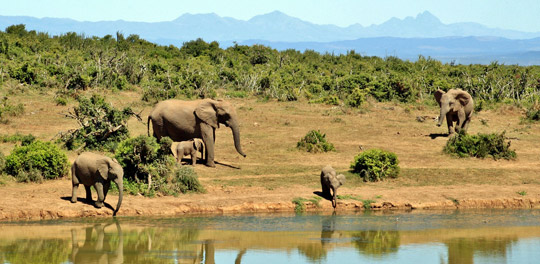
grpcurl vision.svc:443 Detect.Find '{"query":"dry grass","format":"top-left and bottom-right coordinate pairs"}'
top-left (2, 88), bottom-right (540, 193)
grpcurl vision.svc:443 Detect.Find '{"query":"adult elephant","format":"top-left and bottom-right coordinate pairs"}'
top-left (435, 89), bottom-right (474, 135)
top-left (147, 99), bottom-right (246, 167)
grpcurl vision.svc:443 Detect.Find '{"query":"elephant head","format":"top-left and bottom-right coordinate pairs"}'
top-left (97, 158), bottom-right (124, 216)
top-left (434, 89), bottom-right (472, 128)
top-left (195, 99), bottom-right (246, 158)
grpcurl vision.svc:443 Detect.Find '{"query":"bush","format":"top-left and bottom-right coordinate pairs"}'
top-left (0, 133), bottom-right (35, 145)
top-left (60, 94), bottom-right (136, 151)
top-left (346, 88), bottom-right (368, 107)
top-left (115, 136), bottom-right (204, 196)
top-left (296, 130), bottom-right (336, 153)
top-left (443, 131), bottom-right (516, 160)
top-left (525, 104), bottom-right (540, 121)
top-left (350, 149), bottom-right (400, 181)
top-left (4, 140), bottom-right (69, 182)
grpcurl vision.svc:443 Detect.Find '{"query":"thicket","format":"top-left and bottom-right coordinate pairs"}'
top-left (350, 149), bottom-right (400, 181)
top-left (60, 94), bottom-right (138, 151)
top-left (114, 135), bottom-right (204, 196)
top-left (443, 131), bottom-right (516, 160)
top-left (296, 130), bottom-right (336, 153)
top-left (4, 140), bottom-right (69, 182)
top-left (2, 24), bottom-right (540, 108)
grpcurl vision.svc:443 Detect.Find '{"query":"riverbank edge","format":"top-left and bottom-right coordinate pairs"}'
top-left (2, 197), bottom-right (539, 222)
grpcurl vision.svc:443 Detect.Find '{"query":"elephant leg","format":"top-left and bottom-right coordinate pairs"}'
top-left (191, 151), bottom-right (197, 165)
top-left (462, 116), bottom-right (471, 132)
top-left (71, 173), bottom-right (79, 203)
top-left (103, 181), bottom-right (110, 200)
top-left (321, 183), bottom-right (330, 198)
top-left (94, 182), bottom-right (104, 208)
top-left (446, 113), bottom-right (455, 135)
top-left (201, 124), bottom-right (215, 167)
top-left (84, 185), bottom-right (93, 202)
top-left (456, 111), bottom-right (466, 132)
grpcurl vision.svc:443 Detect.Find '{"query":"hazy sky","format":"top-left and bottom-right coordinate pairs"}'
top-left (2, 0), bottom-right (539, 32)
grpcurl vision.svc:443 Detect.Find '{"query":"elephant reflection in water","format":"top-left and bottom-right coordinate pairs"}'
top-left (444, 237), bottom-right (517, 264)
top-left (70, 221), bottom-right (123, 264)
top-left (298, 214), bottom-right (345, 262)
top-left (193, 240), bottom-right (247, 264)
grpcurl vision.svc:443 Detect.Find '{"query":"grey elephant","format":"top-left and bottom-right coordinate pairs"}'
top-left (71, 152), bottom-right (123, 215)
top-left (320, 165), bottom-right (346, 208)
top-left (435, 88), bottom-right (474, 135)
top-left (175, 138), bottom-right (204, 165)
top-left (148, 99), bottom-right (246, 167)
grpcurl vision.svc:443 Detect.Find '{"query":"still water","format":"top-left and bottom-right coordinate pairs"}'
top-left (1, 209), bottom-right (540, 264)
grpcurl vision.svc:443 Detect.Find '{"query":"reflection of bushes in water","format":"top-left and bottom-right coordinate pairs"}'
top-left (445, 237), bottom-right (518, 264)
top-left (0, 238), bottom-right (70, 264)
top-left (298, 243), bottom-right (327, 262)
top-left (351, 230), bottom-right (401, 256)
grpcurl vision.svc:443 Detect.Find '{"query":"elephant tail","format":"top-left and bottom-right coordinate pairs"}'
top-left (147, 115), bottom-right (151, 137)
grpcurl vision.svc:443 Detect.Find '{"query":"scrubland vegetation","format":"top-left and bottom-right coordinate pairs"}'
top-left (0, 24), bottom-right (539, 201)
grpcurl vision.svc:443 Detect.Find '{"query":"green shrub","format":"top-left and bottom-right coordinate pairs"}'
top-left (0, 133), bottom-right (35, 145)
top-left (296, 130), bottom-right (336, 153)
top-left (60, 94), bottom-right (135, 151)
top-left (115, 136), bottom-right (204, 196)
top-left (525, 104), bottom-right (540, 121)
top-left (443, 131), bottom-right (516, 160)
top-left (4, 140), bottom-right (69, 182)
top-left (346, 88), bottom-right (367, 107)
top-left (350, 149), bottom-right (400, 181)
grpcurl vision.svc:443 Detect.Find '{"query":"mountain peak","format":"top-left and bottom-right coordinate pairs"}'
top-left (415, 11), bottom-right (441, 24)
top-left (249, 10), bottom-right (298, 23)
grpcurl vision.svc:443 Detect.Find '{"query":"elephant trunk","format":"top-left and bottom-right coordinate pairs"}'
top-left (230, 121), bottom-right (246, 157)
top-left (437, 105), bottom-right (449, 127)
top-left (113, 178), bottom-right (123, 216)
top-left (332, 187), bottom-right (337, 209)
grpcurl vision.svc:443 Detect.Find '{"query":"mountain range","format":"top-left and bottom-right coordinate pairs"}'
top-left (1, 11), bottom-right (540, 64)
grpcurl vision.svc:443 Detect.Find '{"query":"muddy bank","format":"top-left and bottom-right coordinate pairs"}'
top-left (2, 178), bottom-right (540, 221)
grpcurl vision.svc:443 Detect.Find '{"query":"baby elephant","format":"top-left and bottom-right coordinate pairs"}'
top-left (320, 165), bottom-right (346, 209)
top-left (71, 152), bottom-right (123, 215)
top-left (175, 138), bottom-right (204, 165)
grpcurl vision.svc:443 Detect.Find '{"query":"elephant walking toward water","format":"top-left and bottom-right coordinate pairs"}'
top-left (148, 99), bottom-right (246, 167)
top-left (71, 152), bottom-right (123, 215)
top-left (434, 89), bottom-right (474, 135)
top-left (320, 165), bottom-right (346, 209)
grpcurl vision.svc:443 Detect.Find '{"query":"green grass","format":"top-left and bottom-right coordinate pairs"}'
top-left (292, 196), bottom-right (322, 213)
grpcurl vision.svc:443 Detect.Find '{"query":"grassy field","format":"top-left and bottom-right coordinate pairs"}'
top-left (1, 88), bottom-right (539, 194)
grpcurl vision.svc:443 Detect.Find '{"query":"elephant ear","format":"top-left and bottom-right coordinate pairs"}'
top-left (96, 159), bottom-right (110, 181)
top-left (337, 174), bottom-right (346, 185)
top-left (434, 89), bottom-right (445, 107)
top-left (195, 100), bottom-right (218, 129)
top-left (455, 92), bottom-right (471, 107)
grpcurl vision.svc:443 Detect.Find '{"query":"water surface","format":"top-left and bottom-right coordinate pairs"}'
top-left (1, 209), bottom-right (539, 263)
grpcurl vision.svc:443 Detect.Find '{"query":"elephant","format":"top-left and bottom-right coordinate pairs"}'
top-left (70, 221), bottom-right (123, 264)
top-left (175, 138), bottom-right (204, 165)
top-left (71, 152), bottom-right (123, 215)
top-left (148, 99), bottom-right (246, 167)
top-left (320, 165), bottom-right (346, 208)
top-left (434, 88), bottom-right (474, 135)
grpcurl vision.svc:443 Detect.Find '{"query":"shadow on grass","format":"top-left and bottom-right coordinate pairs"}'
top-left (215, 161), bottom-right (241, 170)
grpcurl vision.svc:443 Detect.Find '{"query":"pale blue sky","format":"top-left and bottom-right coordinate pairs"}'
top-left (2, 0), bottom-right (539, 32)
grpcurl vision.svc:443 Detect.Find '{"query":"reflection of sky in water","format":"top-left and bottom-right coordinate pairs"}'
top-left (215, 239), bottom-right (540, 264)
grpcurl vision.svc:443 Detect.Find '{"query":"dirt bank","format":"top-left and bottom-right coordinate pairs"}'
top-left (1, 178), bottom-right (539, 221)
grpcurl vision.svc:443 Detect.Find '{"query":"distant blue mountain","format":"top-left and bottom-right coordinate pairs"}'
top-left (1, 11), bottom-right (540, 64)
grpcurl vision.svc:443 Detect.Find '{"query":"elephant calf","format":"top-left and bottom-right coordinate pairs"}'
top-left (320, 165), bottom-right (346, 209)
top-left (71, 152), bottom-right (123, 215)
top-left (175, 138), bottom-right (204, 165)
top-left (434, 88), bottom-right (474, 135)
